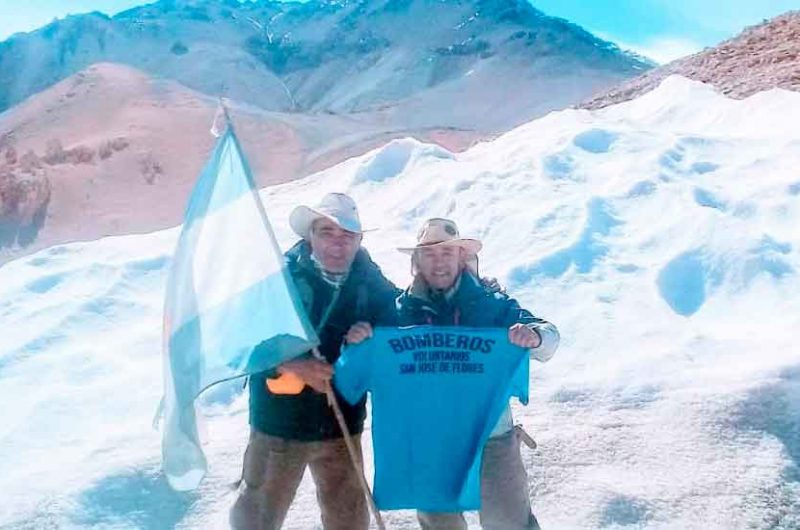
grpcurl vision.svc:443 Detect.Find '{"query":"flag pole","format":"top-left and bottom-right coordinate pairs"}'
top-left (210, 97), bottom-right (232, 138)
top-left (319, 351), bottom-right (386, 530)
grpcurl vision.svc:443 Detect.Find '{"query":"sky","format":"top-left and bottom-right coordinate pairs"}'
top-left (0, 0), bottom-right (798, 62)
top-left (529, 0), bottom-right (800, 62)
top-left (0, 1), bottom-right (145, 41)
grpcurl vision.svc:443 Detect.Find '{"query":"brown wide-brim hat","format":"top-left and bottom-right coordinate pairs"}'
top-left (397, 218), bottom-right (482, 255)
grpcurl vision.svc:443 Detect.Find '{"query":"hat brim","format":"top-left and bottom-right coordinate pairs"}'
top-left (290, 205), bottom-right (372, 239)
top-left (397, 238), bottom-right (482, 255)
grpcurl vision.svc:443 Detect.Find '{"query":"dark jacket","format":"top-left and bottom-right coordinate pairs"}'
top-left (395, 270), bottom-right (559, 437)
top-left (249, 241), bottom-right (399, 441)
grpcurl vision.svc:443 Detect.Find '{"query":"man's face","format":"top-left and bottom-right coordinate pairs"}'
top-left (308, 218), bottom-right (361, 273)
top-left (416, 244), bottom-right (464, 290)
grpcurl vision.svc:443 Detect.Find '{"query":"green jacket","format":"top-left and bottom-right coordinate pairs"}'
top-left (249, 241), bottom-right (399, 441)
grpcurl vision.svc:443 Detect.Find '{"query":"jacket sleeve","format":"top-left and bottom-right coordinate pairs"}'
top-left (366, 265), bottom-right (402, 327)
top-left (500, 296), bottom-right (560, 363)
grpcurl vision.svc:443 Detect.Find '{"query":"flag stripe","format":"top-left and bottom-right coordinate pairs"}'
top-left (169, 269), bottom-right (316, 393)
top-left (183, 130), bottom-right (255, 224)
top-left (191, 190), bottom-right (282, 319)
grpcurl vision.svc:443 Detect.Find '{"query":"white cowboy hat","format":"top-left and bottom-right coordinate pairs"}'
top-left (289, 192), bottom-right (369, 239)
top-left (397, 218), bottom-right (482, 255)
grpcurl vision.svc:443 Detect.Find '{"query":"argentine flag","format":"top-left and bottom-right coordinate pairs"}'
top-left (160, 125), bottom-right (317, 491)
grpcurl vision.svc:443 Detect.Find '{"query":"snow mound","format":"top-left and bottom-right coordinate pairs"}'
top-left (352, 138), bottom-right (455, 185)
top-left (1, 76), bottom-right (799, 529)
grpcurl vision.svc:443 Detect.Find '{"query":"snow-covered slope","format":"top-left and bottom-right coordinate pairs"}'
top-left (1, 76), bottom-right (798, 529)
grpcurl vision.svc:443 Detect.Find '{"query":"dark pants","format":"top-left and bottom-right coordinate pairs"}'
top-left (230, 430), bottom-right (369, 530)
top-left (418, 429), bottom-right (541, 530)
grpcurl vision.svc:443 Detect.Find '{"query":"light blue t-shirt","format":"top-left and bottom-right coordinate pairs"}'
top-left (334, 326), bottom-right (529, 512)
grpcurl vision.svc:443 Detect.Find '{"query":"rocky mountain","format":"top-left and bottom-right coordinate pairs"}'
top-left (0, 0), bottom-right (651, 127)
top-left (0, 0), bottom-right (653, 261)
top-left (0, 62), bottom-right (481, 261)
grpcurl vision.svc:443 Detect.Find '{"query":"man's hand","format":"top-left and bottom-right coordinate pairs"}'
top-left (345, 321), bottom-right (374, 345)
top-left (278, 359), bottom-right (333, 393)
top-left (508, 323), bottom-right (541, 349)
top-left (480, 276), bottom-right (506, 294)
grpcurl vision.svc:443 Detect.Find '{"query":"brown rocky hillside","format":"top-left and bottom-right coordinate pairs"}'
top-left (582, 11), bottom-right (800, 110)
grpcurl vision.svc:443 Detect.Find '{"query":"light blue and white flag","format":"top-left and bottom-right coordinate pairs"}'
top-left (160, 123), bottom-right (317, 491)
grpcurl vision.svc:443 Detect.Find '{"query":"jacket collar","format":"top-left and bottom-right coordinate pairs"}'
top-left (286, 239), bottom-right (373, 281)
top-left (403, 270), bottom-right (483, 311)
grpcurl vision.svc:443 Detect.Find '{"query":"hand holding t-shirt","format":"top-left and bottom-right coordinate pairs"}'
top-left (334, 326), bottom-right (529, 512)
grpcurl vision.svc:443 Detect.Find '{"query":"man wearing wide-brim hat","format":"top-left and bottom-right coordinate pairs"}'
top-left (347, 217), bottom-right (559, 530)
top-left (231, 192), bottom-right (399, 530)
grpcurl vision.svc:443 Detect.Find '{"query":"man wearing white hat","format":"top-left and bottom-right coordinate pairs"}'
top-left (347, 217), bottom-right (559, 530)
top-left (231, 193), bottom-right (399, 530)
